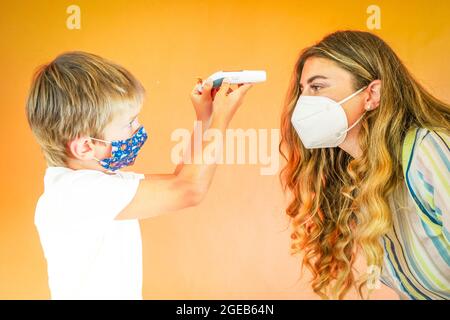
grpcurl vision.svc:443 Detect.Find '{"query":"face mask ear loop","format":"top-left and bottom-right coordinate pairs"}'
top-left (334, 111), bottom-right (367, 142)
top-left (90, 138), bottom-right (109, 164)
top-left (345, 110), bottom-right (367, 133)
top-left (333, 86), bottom-right (368, 140)
top-left (337, 86), bottom-right (368, 105)
top-left (90, 137), bottom-right (111, 144)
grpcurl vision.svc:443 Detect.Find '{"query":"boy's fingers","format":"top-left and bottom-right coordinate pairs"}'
top-left (191, 78), bottom-right (203, 95)
top-left (191, 84), bottom-right (200, 95)
top-left (216, 78), bottom-right (231, 98)
top-left (211, 87), bottom-right (220, 99)
top-left (191, 78), bottom-right (213, 96)
top-left (201, 78), bottom-right (213, 96)
top-left (235, 83), bottom-right (253, 95)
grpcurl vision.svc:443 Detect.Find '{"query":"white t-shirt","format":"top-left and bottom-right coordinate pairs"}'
top-left (34, 166), bottom-right (145, 300)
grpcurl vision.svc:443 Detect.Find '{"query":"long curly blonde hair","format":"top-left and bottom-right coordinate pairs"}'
top-left (280, 30), bottom-right (450, 299)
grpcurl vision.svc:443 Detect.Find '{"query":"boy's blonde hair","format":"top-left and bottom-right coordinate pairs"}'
top-left (26, 51), bottom-right (145, 167)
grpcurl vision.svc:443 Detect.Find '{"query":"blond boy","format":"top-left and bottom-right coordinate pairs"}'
top-left (26, 52), bottom-right (252, 299)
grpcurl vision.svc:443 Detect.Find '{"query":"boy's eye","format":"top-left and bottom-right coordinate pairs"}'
top-left (127, 117), bottom-right (138, 128)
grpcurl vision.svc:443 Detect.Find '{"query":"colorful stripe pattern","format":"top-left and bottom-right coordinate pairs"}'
top-left (380, 127), bottom-right (450, 300)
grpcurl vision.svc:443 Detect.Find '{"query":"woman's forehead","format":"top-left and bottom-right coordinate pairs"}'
top-left (300, 57), bottom-right (352, 85)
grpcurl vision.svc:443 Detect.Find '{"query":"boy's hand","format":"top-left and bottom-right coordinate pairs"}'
top-left (211, 79), bottom-right (253, 126)
top-left (116, 79), bottom-right (252, 221)
top-left (190, 78), bottom-right (218, 122)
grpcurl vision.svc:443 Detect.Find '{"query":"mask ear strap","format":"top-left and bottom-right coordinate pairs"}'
top-left (336, 111), bottom-right (367, 139)
top-left (90, 137), bottom-right (111, 144)
top-left (344, 110), bottom-right (366, 133)
top-left (338, 86), bottom-right (367, 105)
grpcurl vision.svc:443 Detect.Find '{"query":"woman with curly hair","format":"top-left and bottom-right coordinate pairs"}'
top-left (280, 30), bottom-right (449, 300)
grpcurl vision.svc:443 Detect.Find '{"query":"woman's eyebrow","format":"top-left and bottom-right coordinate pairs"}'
top-left (300, 75), bottom-right (329, 89)
top-left (307, 75), bottom-right (328, 84)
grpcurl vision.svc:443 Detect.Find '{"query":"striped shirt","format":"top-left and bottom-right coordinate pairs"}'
top-left (380, 127), bottom-right (450, 300)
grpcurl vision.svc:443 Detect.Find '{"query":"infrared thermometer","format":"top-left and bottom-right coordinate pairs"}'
top-left (196, 70), bottom-right (266, 92)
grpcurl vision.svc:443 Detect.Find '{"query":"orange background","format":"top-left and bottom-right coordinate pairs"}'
top-left (1, 0), bottom-right (449, 299)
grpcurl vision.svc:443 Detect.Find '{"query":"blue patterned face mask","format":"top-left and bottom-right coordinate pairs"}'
top-left (90, 126), bottom-right (148, 171)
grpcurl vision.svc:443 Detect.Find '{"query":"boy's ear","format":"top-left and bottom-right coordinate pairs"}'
top-left (68, 137), bottom-right (96, 161)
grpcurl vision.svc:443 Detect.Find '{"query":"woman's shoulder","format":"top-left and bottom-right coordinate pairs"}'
top-left (403, 127), bottom-right (449, 169)
top-left (402, 126), bottom-right (449, 231)
top-left (416, 127), bottom-right (448, 148)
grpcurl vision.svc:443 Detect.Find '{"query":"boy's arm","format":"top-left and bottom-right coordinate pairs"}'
top-left (115, 81), bottom-right (252, 220)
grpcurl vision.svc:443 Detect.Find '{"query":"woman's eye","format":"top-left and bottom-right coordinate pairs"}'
top-left (310, 85), bottom-right (322, 92)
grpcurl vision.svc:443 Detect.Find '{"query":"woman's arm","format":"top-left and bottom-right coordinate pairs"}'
top-left (405, 129), bottom-right (450, 243)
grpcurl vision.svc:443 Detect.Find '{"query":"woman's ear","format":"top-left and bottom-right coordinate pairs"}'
top-left (365, 80), bottom-right (381, 111)
top-left (68, 137), bottom-right (96, 161)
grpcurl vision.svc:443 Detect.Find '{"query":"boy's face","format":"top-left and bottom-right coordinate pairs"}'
top-left (91, 105), bottom-right (142, 171)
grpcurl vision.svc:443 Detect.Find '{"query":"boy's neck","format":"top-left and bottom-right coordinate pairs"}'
top-left (66, 157), bottom-right (116, 175)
